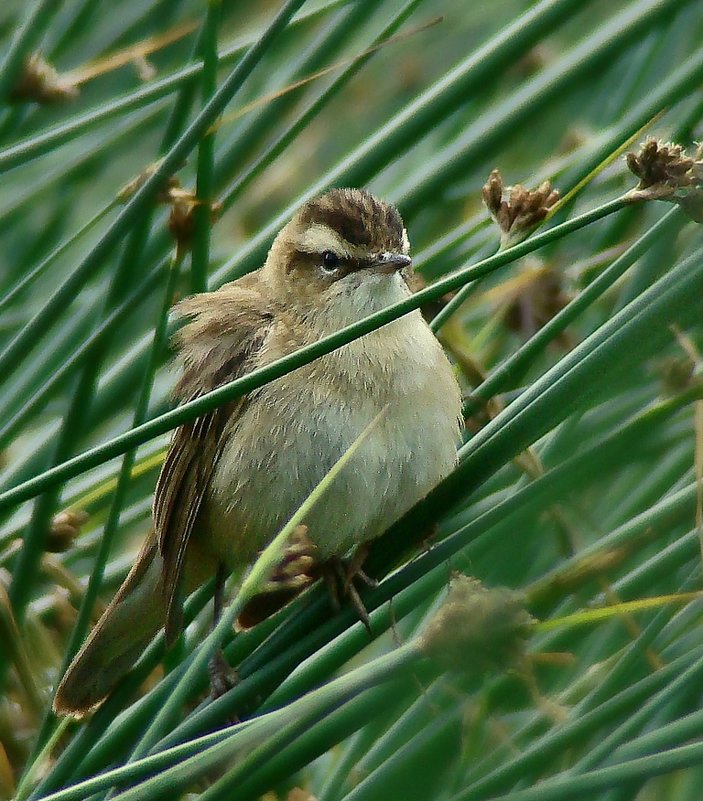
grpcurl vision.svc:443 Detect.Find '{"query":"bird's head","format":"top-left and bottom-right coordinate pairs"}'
top-left (263, 188), bottom-right (412, 327)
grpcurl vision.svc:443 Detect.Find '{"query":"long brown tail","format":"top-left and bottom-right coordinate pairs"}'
top-left (53, 538), bottom-right (169, 717)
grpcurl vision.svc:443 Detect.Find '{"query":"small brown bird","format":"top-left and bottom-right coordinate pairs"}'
top-left (53, 188), bottom-right (463, 716)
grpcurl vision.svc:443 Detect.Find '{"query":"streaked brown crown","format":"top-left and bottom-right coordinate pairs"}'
top-left (298, 188), bottom-right (405, 252)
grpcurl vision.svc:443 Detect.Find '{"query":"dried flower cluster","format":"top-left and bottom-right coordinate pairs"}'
top-left (118, 163), bottom-right (222, 255)
top-left (482, 169), bottom-right (560, 249)
top-left (10, 53), bottom-right (79, 104)
top-left (421, 575), bottom-right (533, 674)
top-left (166, 187), bottom-right (223, 256)
top-left (48, 509), bottom-right (88, 553)
top-left (626, 138), bottom-right (703, 222)
top-left (627, 139), bottom-right (699, 192)
top-left (116, 161), bottom-right (180, 205)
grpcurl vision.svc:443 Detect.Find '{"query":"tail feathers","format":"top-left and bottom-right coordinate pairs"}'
top-left (53, 540), bottom-right (166, 718)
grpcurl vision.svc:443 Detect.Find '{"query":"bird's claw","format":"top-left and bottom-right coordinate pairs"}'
top-left (324, 544), bottom-right (377, 635)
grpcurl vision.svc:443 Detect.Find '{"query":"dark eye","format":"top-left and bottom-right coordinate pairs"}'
top-left (321, 250), bottom-right (339, 272)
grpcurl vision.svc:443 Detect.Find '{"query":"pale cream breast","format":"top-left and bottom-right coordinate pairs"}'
top-left (203, 294), bottom-right (462, 567)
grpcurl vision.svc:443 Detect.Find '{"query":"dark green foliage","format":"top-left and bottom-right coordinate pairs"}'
top-left (1, 1), bottom-right (703, 800)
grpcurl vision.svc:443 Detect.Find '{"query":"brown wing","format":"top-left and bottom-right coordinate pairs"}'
top-left (154, 291), bottom-right (272, 644)
top-left (153, 403), bottom-right (236, 643)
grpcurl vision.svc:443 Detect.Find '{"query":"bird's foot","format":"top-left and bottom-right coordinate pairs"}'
top-left (342, 541), bottom-right (378, 592)
top-left (323, 543), bottom-right (377, 635)
top-left (237, 525), bottom-right (317, 629)
top-left (261, 524), bottom-right (317, 593)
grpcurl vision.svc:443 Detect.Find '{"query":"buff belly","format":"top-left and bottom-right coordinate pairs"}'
top-left (201, 316), bottom-right (461, 570)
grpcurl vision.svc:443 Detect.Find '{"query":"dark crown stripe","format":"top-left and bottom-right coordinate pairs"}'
top-left (299, 188), bottom-right (405, 251)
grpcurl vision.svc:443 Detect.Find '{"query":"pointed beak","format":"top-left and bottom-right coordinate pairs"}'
top-left (371, 252), bottom-right (412, 274)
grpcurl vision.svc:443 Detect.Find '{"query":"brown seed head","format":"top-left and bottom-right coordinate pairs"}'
top-left (626, 139), bottom-right (703, 221)
top-left (626, 138), bottom-right (695, 191)
top-left (421, 575), bottom-right (533, 674)
top-left (482, 170), bottom-right (560, 248)
top-left (48, 509), bottom-right (89, 553)
top-left (117, 161), bottom-right (180, 205)
top-left (118, 165), bottom-right (222, 254)
top-left (10, 53), bottom-right (79, 104)
top-left (167, 188), bottom-right (222, 256)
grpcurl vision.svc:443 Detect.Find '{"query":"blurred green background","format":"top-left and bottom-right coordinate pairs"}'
top-left (1, 0), bottom-right (703, 799)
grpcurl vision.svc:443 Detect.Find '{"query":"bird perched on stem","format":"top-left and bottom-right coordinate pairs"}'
top-left (54, 188), bottom-right (463, 717)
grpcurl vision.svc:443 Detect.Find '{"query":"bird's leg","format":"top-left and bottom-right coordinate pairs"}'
top-left (208, 562), bottom-right (239, 699)
top-left (343, 541), bottom-right (378, 591)
top-left (323, 543), bottom-right (377, 635)
top-left (323, 559), bottom-right (342, 611)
